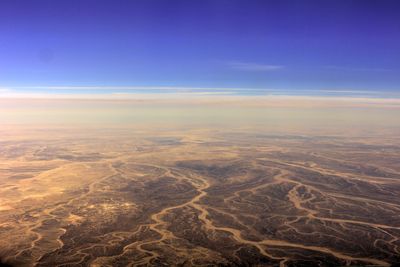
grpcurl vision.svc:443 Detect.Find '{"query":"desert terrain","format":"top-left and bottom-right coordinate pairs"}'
top-left (1, 124), bottom-right (399, 267)
top-left (2, 0), bottom-right (400, 265)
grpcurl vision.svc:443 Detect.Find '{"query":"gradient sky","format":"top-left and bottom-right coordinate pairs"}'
top-left (1, 0), bottom-right (400, 95)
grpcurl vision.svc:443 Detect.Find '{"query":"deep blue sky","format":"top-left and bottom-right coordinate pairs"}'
top-left (0, 0), bottom-right (400, 94)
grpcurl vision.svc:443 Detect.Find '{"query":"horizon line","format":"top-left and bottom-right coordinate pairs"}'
top-left (1, 85), bottom-right (399, 98)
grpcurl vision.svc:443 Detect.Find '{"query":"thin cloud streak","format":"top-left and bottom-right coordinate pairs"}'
top-left (1, 86), bottom-right (398, 99)
top-left (228, 61), bottom-right (284, 71)
top-left (11, 86), bottom-right (247, 91)
top-left (3, 86), bottom-right (392, 95)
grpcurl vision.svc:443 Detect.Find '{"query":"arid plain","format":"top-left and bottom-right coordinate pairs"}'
top-left (1, 97), bottom-right (400, 266)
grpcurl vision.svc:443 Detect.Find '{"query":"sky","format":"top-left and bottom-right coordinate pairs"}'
top-left (0, 0), bottom-right (400, 97)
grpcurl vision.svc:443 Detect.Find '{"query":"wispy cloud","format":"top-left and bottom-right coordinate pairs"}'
top-left (9, 86), bottom-right (241, 91)
top-left (0, 86), bottom-right (242, 99)
top-left (0, 86), bottom-right (277, 94)
top-left (228, 61), bottom-right (284, 71)
top-left (1, 85), bottom-right (398, 99)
